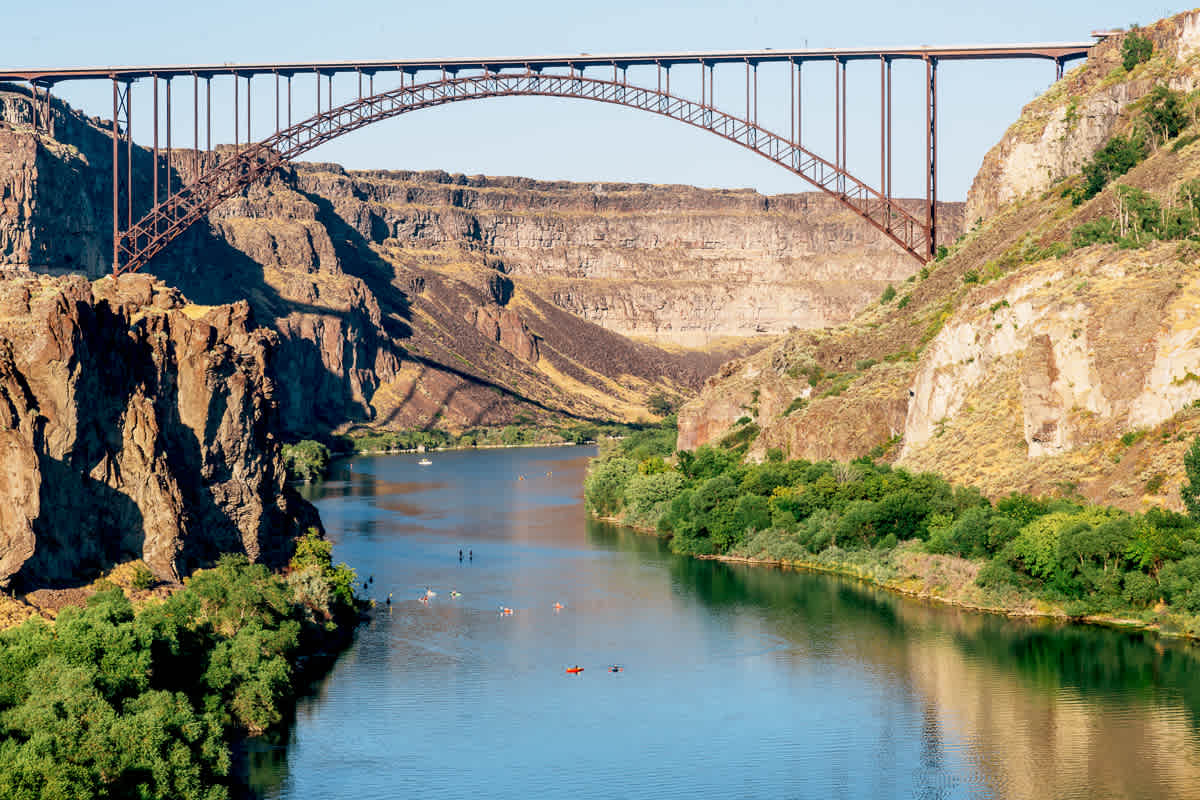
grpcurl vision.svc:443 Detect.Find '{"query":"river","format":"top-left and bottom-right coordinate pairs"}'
top-left (248, 446), bottom-right (1200, 799)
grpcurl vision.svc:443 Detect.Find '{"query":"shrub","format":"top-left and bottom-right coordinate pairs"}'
top-left (718, 422), bottom-right (760, 453)
top-left (1072, 134), bottom-right (1146, 204)
top-left (281, 440), bottom-right (331, 482)
top-left (1159, 555), bottom-right (1200, 611)
top-left (1143, 84), bottom-right (1187, 142)
top-left (1122, 570), bottom-right (1158, 607)
top-left (1182, 435), bottom-right (1200, 520)
top-left (624, 470), bottom-right (685, 518)
top-left (1121, 28), bottom-right (1153, 72)
top-left (647, 392), bottom-right (674, 416)
top-left (130, 562), bottom-right (156, 590)
top-left (880, 284), bottom-right (897, 304)
top-left (783, 396), bottom-right (808, 416)
top-left (1071, 217), bottom-right (1120, 248)
top-left (583, 457), bottom-right (637, 516)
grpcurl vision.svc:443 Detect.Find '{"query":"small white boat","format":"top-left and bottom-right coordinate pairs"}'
top-left (418, 458), bottom-right (432, 466)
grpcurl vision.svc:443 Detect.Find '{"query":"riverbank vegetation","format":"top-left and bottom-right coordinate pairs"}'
top-left (337, 419), bottom-right (661, 454)
top-left (0, 533), bottom-right (362, 799)
top-left (585, 422), bottom-right (1200, 638)
top-left (281, 440), bottom-right (332, 482)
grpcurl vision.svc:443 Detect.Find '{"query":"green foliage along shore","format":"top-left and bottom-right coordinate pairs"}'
top-left (0, 533), bottom-right (361, 800)
top-left (586, 421), bottom-right (1200, 636)
top-left (281, 440), bottom-right (331, 482)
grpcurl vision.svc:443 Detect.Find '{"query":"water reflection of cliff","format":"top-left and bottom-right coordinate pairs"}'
top-left (591, 521), bottom-right (1200, 799)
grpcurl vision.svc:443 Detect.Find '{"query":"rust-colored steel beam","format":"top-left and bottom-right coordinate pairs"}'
top-left (112, 72), bottom-right (933, 274)
top-left (886, 57), bottom-right (892, 207)
top-left (153, 76), bottom-right (159, 215)
top-left (111, 79), bottom-right (118, 271)
top-left (926, 56), bottom-right (938, 257)
top-left (0, 41), bottom-right (1099, 83)
top-left (85, 37), bottom-right (1103, 274)
top-left (193, 74), bottom-right (198, 177)
top-left (165, 78), bottom-right (171, 199)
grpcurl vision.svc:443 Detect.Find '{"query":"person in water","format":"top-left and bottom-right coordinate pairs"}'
top-left (469, 550), bottom-right (473, 561)
top-left (459, 549), bottom-right (463, 561)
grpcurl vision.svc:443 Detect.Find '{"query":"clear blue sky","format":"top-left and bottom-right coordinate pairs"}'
top-left (2, 0), bottom-right (1187, 200)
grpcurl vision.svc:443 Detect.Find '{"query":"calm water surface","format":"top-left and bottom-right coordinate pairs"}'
top-left (251, 446), bottom-right (1200, 799)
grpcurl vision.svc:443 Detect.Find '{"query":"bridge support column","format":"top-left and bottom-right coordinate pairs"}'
top-left (166, 78), bottom-right (172, 201)
top-left (111, 78), bottom-right (132, 274)
top-left (153, 76), bottom-right (159, 215)
top-left (925, 56), bottom-right (938, 259)
top-left (193, 74), bottom-right (199, 178)
top-left (30, 82), bottom-right (53, 135)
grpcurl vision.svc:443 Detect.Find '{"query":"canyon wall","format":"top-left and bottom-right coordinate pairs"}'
top-left (0, 84), bottom-right (962, 436)
top-left (287, 166), bottom-right (963, 347)
top-left (0, 272), bottom-right (317, 590)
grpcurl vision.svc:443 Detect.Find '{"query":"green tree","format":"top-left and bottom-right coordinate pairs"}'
top-left (646, 391), bottom-right (674, 416)
top-left (583, 457), bottom-right (637, 516)
top-left (623, 470), bottom-right (685, 518)
top-left (1143, 84), bottom-right (1187, 142)
top-left (281, 440), bottom-right (331, 482)
top-left (1182, 435), bottom-right (1200, 520)
top-left (1121, 27), bottom-right (1153, 71)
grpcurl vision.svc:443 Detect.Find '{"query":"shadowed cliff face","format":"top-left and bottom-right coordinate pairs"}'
top-left (0, 273), bottom-right (318, 590)
top-left (0, 86), bottom-right (962, 436)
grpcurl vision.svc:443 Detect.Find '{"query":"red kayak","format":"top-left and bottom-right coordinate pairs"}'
top-left (565, 666), bottom-right (584, 674)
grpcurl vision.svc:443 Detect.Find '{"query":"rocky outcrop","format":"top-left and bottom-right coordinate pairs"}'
top-left (0, 273), bottom-right (316, 590)
top-left (966, 12), bottom-right (1200, 224)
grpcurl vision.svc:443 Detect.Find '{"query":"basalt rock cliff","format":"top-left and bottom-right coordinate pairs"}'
top-left (0, 272), bottom-right (317, 590)
top-left (680, 10), bottom-right (1200, 513)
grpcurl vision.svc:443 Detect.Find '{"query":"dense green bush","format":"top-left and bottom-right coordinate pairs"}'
top-left (646, 392), bottom-right (674, 416)
top-left (0, 550), bottom-right (360, 799)
top-left (583, 457), bottom-right (637, 516)
top-left (281, 440), bottom-right (331, 482)
top-left (1181, 435), bottom-right (1200, 520)
top-left (623, 470), bottom-right (686, 519)
top-left (1143, 84), bottom-right (1187, 142)
top-left (1072, 134), bottom-right (1146, 204)
top-left (1121, 28), bottom-right (1153, 72)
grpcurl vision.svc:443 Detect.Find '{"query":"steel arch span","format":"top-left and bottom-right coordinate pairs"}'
top-left (116, 72), bottom-right (931, 274)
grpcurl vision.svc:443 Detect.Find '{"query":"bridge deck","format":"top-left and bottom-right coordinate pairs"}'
top-left (0, 42), bottom-right (1099, 83)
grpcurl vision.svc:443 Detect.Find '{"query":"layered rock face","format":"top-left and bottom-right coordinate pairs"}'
top-left (0, 273), bottom-right (316, 589)
top-left (966, 10), bottom-right (1200, 224)
top-left (289, 167), bottom-right (963, 347)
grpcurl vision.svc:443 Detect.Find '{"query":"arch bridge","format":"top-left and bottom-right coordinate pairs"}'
top-left (1, 41), bottom-right (1098, 273)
